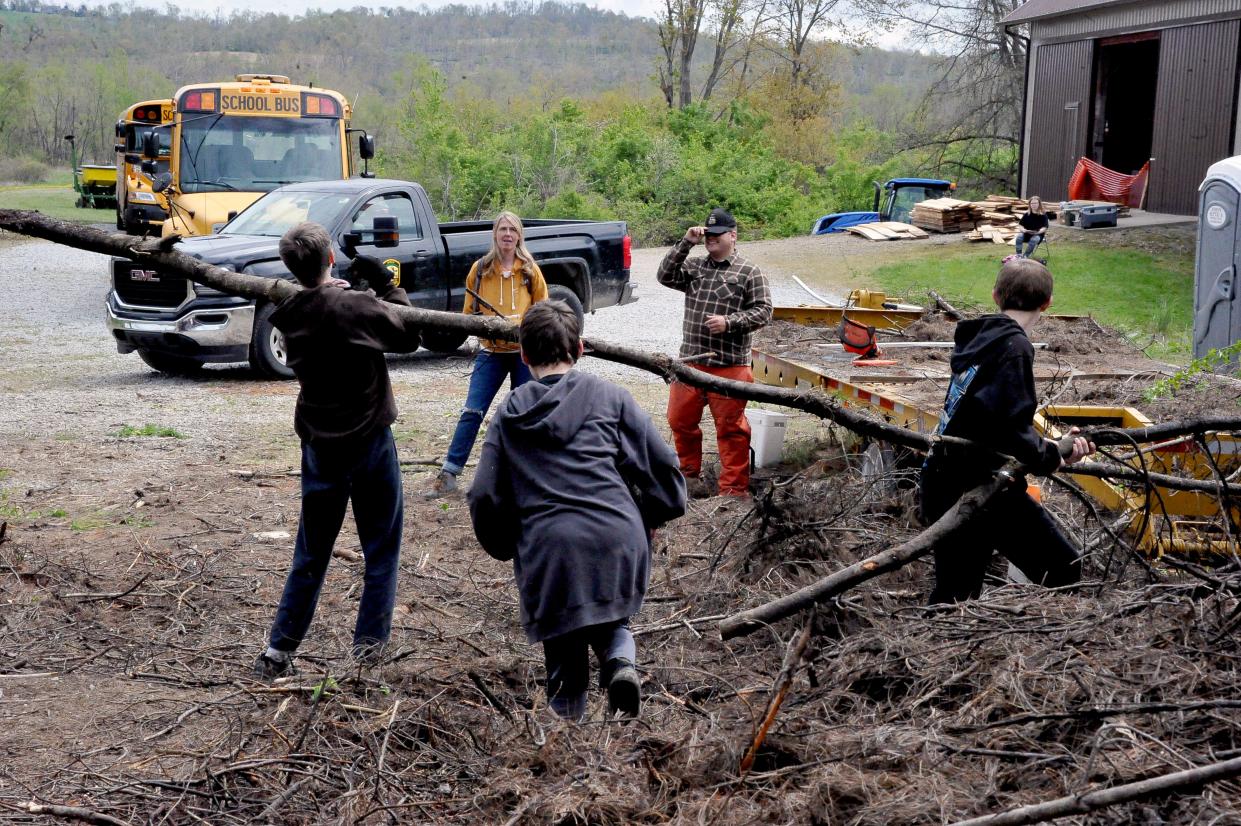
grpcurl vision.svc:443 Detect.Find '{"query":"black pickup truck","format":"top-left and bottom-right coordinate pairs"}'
top-left (105, 178), bottom-right (636, 377)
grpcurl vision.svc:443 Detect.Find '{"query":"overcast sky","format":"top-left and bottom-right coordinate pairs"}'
top-left (84, 0), bottom-right (666, 19)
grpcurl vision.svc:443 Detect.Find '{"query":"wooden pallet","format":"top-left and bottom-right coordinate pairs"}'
top-left (844, 221), bottom-right (930, 241)
top-left (966, 222), bottom-right (1018, 243)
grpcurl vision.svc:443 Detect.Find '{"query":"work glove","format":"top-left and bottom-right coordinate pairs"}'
top-left (346, 254), bottom-right (393, 293)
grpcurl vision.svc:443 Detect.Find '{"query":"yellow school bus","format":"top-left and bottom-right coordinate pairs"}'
top-left (115, 99), bottom-right (173, 234)
top-left (141, 74), bottom-right (372, 237)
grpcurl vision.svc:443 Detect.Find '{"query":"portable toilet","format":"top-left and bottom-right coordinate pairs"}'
top-left (1195, 156), bottom-right (1241, 361)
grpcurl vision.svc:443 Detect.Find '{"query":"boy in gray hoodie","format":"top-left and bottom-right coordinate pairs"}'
top-left (468, 301), bottom-right (687, 720)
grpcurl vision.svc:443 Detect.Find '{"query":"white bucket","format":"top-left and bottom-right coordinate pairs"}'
top-left (745, 409), bottom-right (791, 468)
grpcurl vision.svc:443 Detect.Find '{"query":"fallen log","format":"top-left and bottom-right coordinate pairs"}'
top-left (22, 801), bottom-right (131, 826)
top-left (0, 209), bottom-right (944, 454)
top-left (2, 209), bottom-right (1239, 488)
top-left (718, 465), bottom-right (1016, 640)
top-left (948, 754), bottom-right (1241, 826)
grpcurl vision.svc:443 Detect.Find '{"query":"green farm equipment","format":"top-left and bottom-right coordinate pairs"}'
top-left (64, 134), bottom-right (117, 210)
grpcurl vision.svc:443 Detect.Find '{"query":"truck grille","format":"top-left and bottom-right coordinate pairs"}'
top-left (113, 263), bottom-right (190, 309)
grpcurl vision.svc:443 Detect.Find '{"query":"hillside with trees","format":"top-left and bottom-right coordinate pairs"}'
top-left (0, 0), bottom-right (1020, 243)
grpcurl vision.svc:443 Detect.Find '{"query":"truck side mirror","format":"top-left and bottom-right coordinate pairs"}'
top-left (152, 172), bottom-right (173, 193)
top-left (142, 131), bottom-right (159, 160)
top-left (373, 215), bottom-right (399, 247)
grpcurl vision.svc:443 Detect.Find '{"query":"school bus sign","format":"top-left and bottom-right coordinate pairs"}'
top-left (223, 92), bottom-right (297, 113)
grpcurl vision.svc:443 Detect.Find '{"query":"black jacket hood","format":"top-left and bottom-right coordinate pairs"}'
top-left (950, 314), bottom-right (1025, 375)
top-left (500, 369), bottom-right (592, 446)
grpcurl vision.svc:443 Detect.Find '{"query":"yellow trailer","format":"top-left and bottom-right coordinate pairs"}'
top-left (750, 345), bottom-right (1240, 558)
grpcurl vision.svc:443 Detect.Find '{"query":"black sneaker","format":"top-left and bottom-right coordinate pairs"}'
top-left (251, 651), bottom-right (292, 681)
top-left (606, 658), bottom-right (641, 719)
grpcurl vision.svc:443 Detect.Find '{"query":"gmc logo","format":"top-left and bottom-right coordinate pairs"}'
top-left (130, 270), bottom-right (161, 282)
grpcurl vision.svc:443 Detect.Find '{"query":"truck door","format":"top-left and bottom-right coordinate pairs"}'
top-left (343, 192), bottom-right (443, 308)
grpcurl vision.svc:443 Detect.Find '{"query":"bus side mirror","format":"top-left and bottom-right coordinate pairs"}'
top-left (359, 134), bottom-right (375, 160)
top-left (142, 131), bottom-right (159, 160)
top-left (152, 172), bottom-right (173, 193)
top-left (373, 215), bottom-right (399, 248)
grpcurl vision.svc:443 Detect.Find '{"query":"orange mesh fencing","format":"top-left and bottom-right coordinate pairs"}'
top-left (1067, 157), bottom-right (1150, 208)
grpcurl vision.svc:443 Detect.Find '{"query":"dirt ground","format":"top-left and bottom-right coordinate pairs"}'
top-left (1, 227), bottom-right (1239, 824)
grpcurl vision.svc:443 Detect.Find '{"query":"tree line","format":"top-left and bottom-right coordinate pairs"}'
top-left (0, 0), bottom-right (1024, 243)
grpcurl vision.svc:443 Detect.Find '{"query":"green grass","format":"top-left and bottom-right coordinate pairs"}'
top-left (0, 183), bottom-right (113, 224)
top-left (113, 423), bottom-right (186, 439)
top-left (71, 515), bottom-right (109, 532)
top-left (868, 241), bottom-right (1194, 362)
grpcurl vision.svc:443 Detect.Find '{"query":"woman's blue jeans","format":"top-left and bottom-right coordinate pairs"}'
top-left (268, 426), bottom-right (403, 653)
top-left (442, 350), bottom-right (531, 475)
top-left (1015, 232), bottom-right (1043, 257)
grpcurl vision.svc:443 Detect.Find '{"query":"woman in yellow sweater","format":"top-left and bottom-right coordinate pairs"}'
top-left (426, 211), bottom-right (548, 496)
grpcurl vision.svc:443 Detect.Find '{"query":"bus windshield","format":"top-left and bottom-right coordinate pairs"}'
top-left (223, 190), bottom-right (355, 237)
top-left (178, 115), bottom-right (342, 194)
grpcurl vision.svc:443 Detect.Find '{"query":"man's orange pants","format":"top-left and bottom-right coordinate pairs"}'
top-left (667, 363), bottom-right (752, 495)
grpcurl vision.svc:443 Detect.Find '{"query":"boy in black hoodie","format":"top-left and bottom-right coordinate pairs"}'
top-left (921, 257), bottom-right (1093, 604)
top-left (468, 301), bottom-right (687, 720)
top-left (252, 222), bottom-right (421, 680)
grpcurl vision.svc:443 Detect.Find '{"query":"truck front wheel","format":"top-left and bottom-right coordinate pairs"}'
top-left (547, 284), bottom-right (585, 331)
top-left (138, 350), bottom-right (204, 376)
top-left (250, 303), bottom-right (295, 380)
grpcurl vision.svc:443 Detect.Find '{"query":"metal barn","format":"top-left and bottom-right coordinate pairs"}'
top-left (1004, 0), bottom-right (1241, 214)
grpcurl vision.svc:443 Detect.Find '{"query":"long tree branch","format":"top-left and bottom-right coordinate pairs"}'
top-left (947, 754), bottom-right (1241, 826)
top-left (718, 463), bottom-right (1017, 639)
top-left (3, 209), bottom-right (1239, 487)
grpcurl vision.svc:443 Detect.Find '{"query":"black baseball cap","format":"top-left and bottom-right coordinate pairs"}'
top-left (704, 208), bottom-right (736, 235)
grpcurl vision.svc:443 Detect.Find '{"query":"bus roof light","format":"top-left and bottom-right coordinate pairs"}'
top-left (180, 89), bottom-right (219, 113)
top-left (302, 93), bottom-right (341, 118)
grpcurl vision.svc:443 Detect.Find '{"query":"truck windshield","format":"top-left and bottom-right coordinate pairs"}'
top-left (223, 190), bottom-right (355, 237)
top-left (178, 115), bottom-right (342, 194)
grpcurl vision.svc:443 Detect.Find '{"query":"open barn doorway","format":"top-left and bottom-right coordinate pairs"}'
top-left (1090, 33), bottom-right (1160, 175)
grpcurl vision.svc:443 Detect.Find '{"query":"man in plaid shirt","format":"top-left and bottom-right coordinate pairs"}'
top-left (657, 208), bottom-right (772, 497)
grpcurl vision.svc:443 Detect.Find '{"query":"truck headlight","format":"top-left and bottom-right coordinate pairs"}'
top-left (132, 191), bottom-right (157, 203)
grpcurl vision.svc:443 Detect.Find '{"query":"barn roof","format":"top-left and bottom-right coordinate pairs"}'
top-left (1000, 0), bottom-right (1143, 26)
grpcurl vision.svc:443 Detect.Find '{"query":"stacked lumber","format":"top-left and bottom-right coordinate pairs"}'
top-left (844, 221), bottom-right (929, 241)
top-left (966, 223), bottom-right (1019, 244)
top-left (963, 194), bottom-right (1033, 243)
top-left (977, 194), bottom-right (1028, 213)
top-left (909, 198), bottom-right (984, 233)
